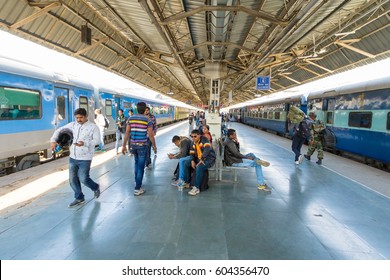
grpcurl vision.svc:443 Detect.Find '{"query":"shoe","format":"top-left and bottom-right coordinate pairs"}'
top-left (188, 187), bottom-right (200, 196)
top-left (316, 159), bottom-right (322, 165)
top-left (304, 155), bottom-right (311, 161)
top-left (134, 188), bottom-right (145, 196)
top-left (171, 180), bottom-right (179, 186)
top-left (94, 187), bottom-right (100, 199)
top-left (256, 159), bottom-right (270, 167)
top-left (295, 161), bottom-right (299, 165)
top-left (257, 183), bottom-right (271, 192)
top-left (68, 199), bottom-right (85, 207)
top-left (145, 164), bottom-right (152, 169)
top-left (298, 154), bottom-right (304, 164)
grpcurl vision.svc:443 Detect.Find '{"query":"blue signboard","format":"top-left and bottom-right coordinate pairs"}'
top-left (256, 76), bottom-right (270, 90)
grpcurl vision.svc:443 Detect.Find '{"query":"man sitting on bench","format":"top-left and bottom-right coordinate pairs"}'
top-left (187, 129), bottom-right (216, 196)
top-left (224, 128), bottom-right (271, 192)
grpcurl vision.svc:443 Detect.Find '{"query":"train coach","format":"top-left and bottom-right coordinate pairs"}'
top-left (0, 56), bottom-right (189, 175)
top-left (232, 77), bottom-right (390, 169)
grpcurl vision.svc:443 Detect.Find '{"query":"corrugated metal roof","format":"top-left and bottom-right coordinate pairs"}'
top-left (0, 0), bottom-right (389, 106)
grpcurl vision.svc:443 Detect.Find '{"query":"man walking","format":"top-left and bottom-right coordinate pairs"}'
top-left (50, 108), bottom-right (101, 207)
top-left (122, 102), bottom-right (157, 196)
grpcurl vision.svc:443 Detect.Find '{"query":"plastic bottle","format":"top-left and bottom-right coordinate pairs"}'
top-left (177, 179), bottom-right (183, 192)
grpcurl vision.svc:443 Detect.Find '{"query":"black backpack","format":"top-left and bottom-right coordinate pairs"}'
top-left (299, 118), bottom-right (311, 139)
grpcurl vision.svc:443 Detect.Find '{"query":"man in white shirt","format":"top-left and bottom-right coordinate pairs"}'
top-left (50, 108), bottom-right (101, 207)
top-left (94, 108), bottom-right (106, 151)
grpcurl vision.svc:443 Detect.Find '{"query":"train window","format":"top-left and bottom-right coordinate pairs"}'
top-left (326, 112), bottom-right (333, 124)
top-left (263, 112), bottom-right (267, 118)
top-left (268, 112), bottom-right (273, 119)
top-left (79, 96), bottom-right (88, 111)
top-left (105, 99), bottom-right (112, 117)
top-left (57, 96), bottom-right (66, 120)
top-left (348, 112), bottom-right (372, 128)
top-left (274, 112), bottom-right (280, 120)
top-left (123, 101), bottom-right (132, 108)
top-left (0, 87), bottom-right (40, 120)
top-left (387, 112), bottom-right (390, 130)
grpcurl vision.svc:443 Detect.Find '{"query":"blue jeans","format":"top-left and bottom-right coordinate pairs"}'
top-left (115, 131), bottom-right (125, 151)
top-left (69, 158), bottom-right (99, 200)
top-left (145, 138), bottom-right (152, 166)
top-left (232, 153), bottom-right (265, 185)
top-left (178, 155), bottom-right (192, 183)
top-left (131, 144), bottom-right (147, 189)
top-left (292, 134), bottom-right (305, 161)
top-left (194, 161), bottom-right (212, 188)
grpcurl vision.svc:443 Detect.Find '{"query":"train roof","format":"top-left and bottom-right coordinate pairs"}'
top-left (308, 75), bottom-right (390, 99)
top-left (0, 55), bottom-right (54, 81)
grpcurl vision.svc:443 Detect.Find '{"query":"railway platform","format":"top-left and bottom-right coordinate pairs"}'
top-left (0, 121), bottom-right (389, 260)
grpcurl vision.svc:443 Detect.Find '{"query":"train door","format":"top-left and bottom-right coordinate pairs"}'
top-left (114, 97), bottom-right (121, 121)
top-left (54, 87), bottom-right (69, 129)
top-left (323, 98), bottom-right (335, 126)
top-left (284, 103), bottom-right (291, 134)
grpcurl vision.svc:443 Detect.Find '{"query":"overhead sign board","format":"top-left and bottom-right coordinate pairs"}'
top-left (256, 76), bottom-right (270, 90)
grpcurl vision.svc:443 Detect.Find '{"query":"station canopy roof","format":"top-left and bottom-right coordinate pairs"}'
top-left (0, 0), bottom-right (389, 107)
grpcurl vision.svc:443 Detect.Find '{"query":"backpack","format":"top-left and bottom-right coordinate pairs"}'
top-left (299, 118), bottom-right (311, 139)
top-left (104, 116), bottom-right (109, 129)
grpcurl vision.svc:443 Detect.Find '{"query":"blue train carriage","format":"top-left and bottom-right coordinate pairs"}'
top-left (241, 93), bottom-right (307, 138)
top-left (307, 76), bottom-right (390, 168)
top-left (0, 57), bottom-right (95, 174)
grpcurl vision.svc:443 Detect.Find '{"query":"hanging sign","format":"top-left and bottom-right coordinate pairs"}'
top-left (256, 76), bottom-right (270, 90)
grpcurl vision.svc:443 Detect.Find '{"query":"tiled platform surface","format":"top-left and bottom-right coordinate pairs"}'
top-left (0, 122), bottom-right (389, 260)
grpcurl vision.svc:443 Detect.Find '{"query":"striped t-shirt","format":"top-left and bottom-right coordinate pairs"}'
top-left (127, 114), bottom-right (153, 145)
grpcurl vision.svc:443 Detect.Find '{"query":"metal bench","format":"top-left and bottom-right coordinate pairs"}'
top-left (217, 138), bottom-right (249, 181)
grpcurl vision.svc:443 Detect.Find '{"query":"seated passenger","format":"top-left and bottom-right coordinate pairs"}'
top-left (224, 128), bottom-right (271, 192)
top-left (187, 129), bottom-right (216, 196)
top-left (168, 135), bottom-right (192, 185)
top-left (202, 124), bottom-right (213, 144)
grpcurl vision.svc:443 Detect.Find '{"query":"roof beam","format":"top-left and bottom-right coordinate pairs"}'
top-left (162, 6), bottom-right (288, 26)
top-left (10, 2), bottom-right (61, 30)
top-left (177, 41), bottom-right (262, 55)
top-left (334, 39), bottom-right (376, 58)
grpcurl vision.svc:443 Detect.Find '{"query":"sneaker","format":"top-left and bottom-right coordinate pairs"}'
top-left (145, 164), bottom-right (152, 169)
top-left (134, 188), bottom-right (145, 196)
top-left (171, 180), bottom-right (179, 186)
top-left (298, 154), bottom-right (304, 164)
top-left (295, 161), bottom-right (299, 165)
top-left (316, 159), bottom-right (322, 165)
top-left (94, 187), bottom-right (100, 199)
top-left (257, 183), bottom-right (271, 192)
top-left (256, 159), bottom-right (270, 167)
top-left (304, 155), bottom-right (311, 161)
top-left (68, 199), bottom-right (85, 207)
top-left (188, 187), bottom-right (200, 196)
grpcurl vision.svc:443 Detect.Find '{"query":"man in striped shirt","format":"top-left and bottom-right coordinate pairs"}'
top-left (122, 102), bottom-right (157, 196)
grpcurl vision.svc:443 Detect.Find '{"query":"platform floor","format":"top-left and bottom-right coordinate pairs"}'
top-left (0, 121), bottom-right (389, 260)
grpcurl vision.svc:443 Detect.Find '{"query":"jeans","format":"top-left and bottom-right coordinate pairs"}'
top-left (115, 131), bottom-right (125, 151)
top-left (292, 134), bottom-right (305, 161)
top-left (145, 138), bottom-right (152, 166)
top-left (194, 161), bottom-right (212, 188)
top-left (69, 157), bottom-right (99, 200)
top-left (178, 155), bottom-right (192, 183)
top-left (231, 153), bottom-right (265, 185)
top-left (131, 144), bottom-right (147, 189)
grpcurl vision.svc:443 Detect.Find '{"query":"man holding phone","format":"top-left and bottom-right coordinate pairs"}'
top-left (50, 108), bottom-right (101, 207)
